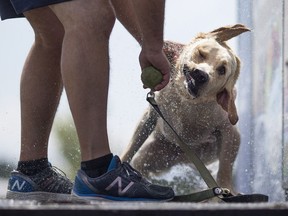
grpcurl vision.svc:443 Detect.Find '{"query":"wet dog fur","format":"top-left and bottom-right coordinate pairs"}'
top-left (121, 24), bottom-right (250, 194)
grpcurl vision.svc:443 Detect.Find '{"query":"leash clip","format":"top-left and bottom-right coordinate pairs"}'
top-left (146, 91), bottom-right (157, 106)
top-left (222, 188), bottom-right (231, 195)
top-left (213, 187), bottom-right (231, 196)
top-left (147, 91), bottom-right (155, 98)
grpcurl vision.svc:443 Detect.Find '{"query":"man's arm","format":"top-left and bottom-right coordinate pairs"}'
top-left (132, 0), bottom-right (165, 47)
top-left (132, 0), bottom-right (170, 91)
top-left (110, 0), bottom-right (142, 44)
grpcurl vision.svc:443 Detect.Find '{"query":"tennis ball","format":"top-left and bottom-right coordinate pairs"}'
top-left (141, 66), bottom-right (163, 89)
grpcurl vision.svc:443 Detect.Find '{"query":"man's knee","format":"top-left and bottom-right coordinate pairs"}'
top-left (24, 8), bottom-right (64, 48)
top-left (51, 0), bottom-right (116, 39)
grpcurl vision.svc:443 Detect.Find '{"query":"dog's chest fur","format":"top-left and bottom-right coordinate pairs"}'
top-left (154, 88), bottom-right (229, 149)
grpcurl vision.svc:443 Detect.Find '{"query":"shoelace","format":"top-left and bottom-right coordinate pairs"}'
top-left (51, 166), bottom-right (69, 179)
top-left (52, 166), bottom-right (73, 187)
top-left (38, 166), bottom-right (72, 193)
top-left (121, 162), bottom-right (143, 182)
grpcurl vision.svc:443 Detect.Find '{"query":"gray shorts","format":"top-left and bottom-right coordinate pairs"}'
top-left (0, 0), bottom-right (71, 20)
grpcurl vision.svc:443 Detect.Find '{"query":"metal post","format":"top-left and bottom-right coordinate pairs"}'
top-left (283, 0), bottom-right (288, 201)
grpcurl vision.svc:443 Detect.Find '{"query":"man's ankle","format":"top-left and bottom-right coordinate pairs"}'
top-left (81, 153), bottom-right (113, 178)
top-left (17, 158), bottom-right (49, 176)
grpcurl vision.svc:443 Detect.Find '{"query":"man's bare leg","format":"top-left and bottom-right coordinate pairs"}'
top-left (6, 7), bottom-right (73, 199)
top-left (50, 0), bottom-right (116, 161)
top-left (20, 8), bottom-right (64, 161)
top-left (42, 0), bottom-right (174, 201)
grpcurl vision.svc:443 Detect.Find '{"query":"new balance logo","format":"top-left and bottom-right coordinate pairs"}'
top-left (11, 180), bottom-right (26, 191)
top-left (105, 177), bottom-right (134, 195)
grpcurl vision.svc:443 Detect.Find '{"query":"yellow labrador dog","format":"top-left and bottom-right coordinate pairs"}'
top-left (122, 24), bottom-right (249, 193)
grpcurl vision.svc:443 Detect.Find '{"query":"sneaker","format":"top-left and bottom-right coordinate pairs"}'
top-left (6, 164), bottom-right (73, 202)
top-left (72, 155), bottom-right (175, 201)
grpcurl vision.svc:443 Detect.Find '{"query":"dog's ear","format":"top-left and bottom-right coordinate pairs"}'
top-left (216, 49), bottom-right (241, 125)
top-left (210, 24), bottom-right (250, 42)
top-left (216, 88), bottom-right (238, 125)
top-left (163, 41), bottom-right (185, 65)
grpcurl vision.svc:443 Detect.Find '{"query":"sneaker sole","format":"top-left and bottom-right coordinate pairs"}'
top-left (72, 191), bottom-right (174, 202)
top-left (6, 190), bottom-right (73, 202)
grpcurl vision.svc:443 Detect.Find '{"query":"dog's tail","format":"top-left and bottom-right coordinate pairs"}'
top-left (121, 107), bottom-right (158, 163)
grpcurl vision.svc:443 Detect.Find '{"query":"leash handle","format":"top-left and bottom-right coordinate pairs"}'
top-left (146, 92), bottom-right (220, 189)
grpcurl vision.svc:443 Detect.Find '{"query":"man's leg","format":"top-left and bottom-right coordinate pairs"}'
top-left (50, 0), bottom-right (116, 161)
top-left (6, 7), bottom-right (73, 201)
top-left (47, 0), bottom-right (174, 201)
top-left (20, 7), bottom-right (64, 161)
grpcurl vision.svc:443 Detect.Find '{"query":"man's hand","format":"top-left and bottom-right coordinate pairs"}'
top-left (132, 0), bottom-right (169, 91)
top-left (139, 46), bottom-right (170, 91)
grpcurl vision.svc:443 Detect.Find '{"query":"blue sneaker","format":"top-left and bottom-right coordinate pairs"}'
top-left (6, 164), bottom-right (73, 201)
top-left (72, 155), bottom-right (174, 201)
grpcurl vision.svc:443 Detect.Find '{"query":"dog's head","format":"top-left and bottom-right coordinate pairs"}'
top-left (164, 24), bottom-right (250, 125)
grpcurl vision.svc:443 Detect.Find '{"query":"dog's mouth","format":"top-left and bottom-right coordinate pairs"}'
top-left (183, 64), bottom-right (209, 98)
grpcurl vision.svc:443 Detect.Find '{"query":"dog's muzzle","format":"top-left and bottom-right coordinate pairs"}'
top-left (183, 64), bottom-right (209, 97)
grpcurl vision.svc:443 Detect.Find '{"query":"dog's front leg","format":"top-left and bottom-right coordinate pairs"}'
top-left (217, 126), bottom-right (240, 194)
top-left (130, 133), bottom-right (184, 178)
top-left (121, 108), bottom-right (158, 163)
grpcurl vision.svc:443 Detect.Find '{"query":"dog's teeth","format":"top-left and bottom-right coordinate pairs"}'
top-left (191, 79), bottom-right (196, 86)
top-left (184, 81), bottom-right (188, 88)
top-left (188, 79), bottom-right (195, 87)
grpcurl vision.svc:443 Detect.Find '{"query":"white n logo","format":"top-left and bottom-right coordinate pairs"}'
top-left (11, 180), bottom-right (26, 191)
top-left (105, 177), bottom-right (134, 195)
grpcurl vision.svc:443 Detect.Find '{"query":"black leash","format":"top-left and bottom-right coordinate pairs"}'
top-left (146, 92), bottom-right (268, 203)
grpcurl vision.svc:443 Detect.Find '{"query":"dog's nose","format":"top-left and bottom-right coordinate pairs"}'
top-left (183, 65), bottom-right (209, 97)
top-left (191, 69), bottom-right (209, 85)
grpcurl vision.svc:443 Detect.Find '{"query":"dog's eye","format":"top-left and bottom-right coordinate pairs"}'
top-left (199, 51), bottom-right (206, 60)
top-left (217, 66), bottom-right (226, 75)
